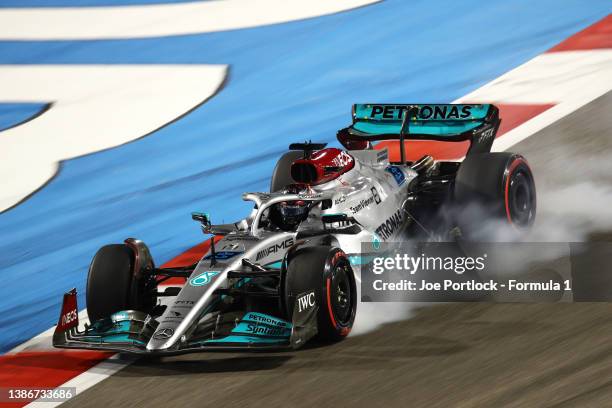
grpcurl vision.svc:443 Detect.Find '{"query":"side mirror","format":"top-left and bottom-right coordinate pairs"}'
top-left (191, 212), bottom-right (211, 227)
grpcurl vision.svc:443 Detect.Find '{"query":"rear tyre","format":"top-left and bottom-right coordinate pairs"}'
top-left (454, 153), bottom-right (536, 236)
top-left (270, 151), bottom-right (302, 192)
top-left (283, 246), bottom-right (357, 341)
top-left (86, 244), bottom-right (156, 322)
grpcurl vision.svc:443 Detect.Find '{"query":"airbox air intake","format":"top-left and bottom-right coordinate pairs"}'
top-left (291, 162), bottom-right (318, 183)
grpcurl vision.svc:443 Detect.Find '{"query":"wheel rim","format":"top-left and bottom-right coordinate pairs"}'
top-left (331, 264), bottom-right (352, 325)
top-left (508, 169), bottom-right (535, 226)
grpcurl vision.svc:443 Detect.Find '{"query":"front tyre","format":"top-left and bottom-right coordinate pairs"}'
top-left (283, 246), bottom-right (357, 341)
top-left (86, 243), bottom-right (156, 322)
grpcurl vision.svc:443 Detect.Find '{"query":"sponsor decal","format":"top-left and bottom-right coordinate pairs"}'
top-left (385, 166), bottom-right (405, 186)
top-left (162, 310), bottom-right (182, 322)
top-left (57, 289), bottom-right (78, 331)
top-left (243, 312), bottom-right (290, 327)
top-left (334, 195), bottom-right (346, 205)
top-left (376, 149), bottom-right (388, 162)
top-left (375, 209), bottom-right (403, 240)
top-left (368, 105), bottom-right (474, 120)
top-left (243, 324), bottom-right (290, 337)
top-left (332, 151), bottom-right (353, 167)
top-left (256, 238), bottom-right (294, 261)
top-left (204, 250), bottom-right (242, 261)
top-left (298, 192), bottom-right (323, 199)
top-left (348, 187), bottom-right (381, 214)
top-left (371, 186), bottom-right (381, 204)
top-left (60, 309), bottom-right (78, 329)
top-left (349, 197), bottom-right (374, 214)
top-left (225, 234), bottom-right (259, 241)
top-left (221, 243), bottom-right (242, 250)
top-left (153, 328), bottom-right (174, 340)
top-left (217, 316), bottom-right (293, 345)
top-left (477, 127), bottom-right (495, 143)
top-left (297, 290), bottom-right (316, 313)
top-left (189, 271), bottom-right (220, 286)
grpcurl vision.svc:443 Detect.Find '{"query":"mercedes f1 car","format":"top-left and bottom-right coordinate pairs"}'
top-left (53, 104), bottom-right (536, 355)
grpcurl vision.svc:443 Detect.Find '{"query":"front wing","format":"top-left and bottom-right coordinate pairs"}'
top-left (52, 289), bottom-right (318, 355)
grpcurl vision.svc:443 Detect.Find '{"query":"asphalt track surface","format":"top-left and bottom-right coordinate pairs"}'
top-left (61, 93), bottom-right (612, 407)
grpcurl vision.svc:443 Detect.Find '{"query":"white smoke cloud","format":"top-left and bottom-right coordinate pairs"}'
top-left (351, 280), bottom-right (418, 336)
top-left (350, 149), bottom-right (612, 335)
top-left (531, 181), bottom-right (612, 241)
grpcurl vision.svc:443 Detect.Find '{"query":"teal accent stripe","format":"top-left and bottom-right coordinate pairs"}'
top-left (264, 260), bottom-right (282, 269)
top-left (204, 335), bottom-right (288, 345)
top-left (352, 120), bottom-right (481, 136)
top-left (78, 333), bottom-right (144, 345)
top-left (88, 320), bottom-right (132, 336)
top-left (103, 334), bottom-right (145, 344)
top-left (269, 256), bottom-right (366, 269)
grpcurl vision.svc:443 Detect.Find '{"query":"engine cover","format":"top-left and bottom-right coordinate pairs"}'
top-left (291, 148), bottom-right (355, 185)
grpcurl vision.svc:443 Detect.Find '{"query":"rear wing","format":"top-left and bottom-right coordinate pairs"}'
top-left (340, 104), bottom-right (500, 162)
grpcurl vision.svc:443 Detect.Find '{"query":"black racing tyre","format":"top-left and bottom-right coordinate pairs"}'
top-left (283, 246), bottom-right (357, 341)
top-left (270, 151), bottom-right (302, 192)
top-left (86, 244), bottom-right (156, 322)
top-left (454, 152), bottom-right (536, 234)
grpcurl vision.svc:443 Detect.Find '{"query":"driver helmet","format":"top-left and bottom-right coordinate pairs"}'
top-left (270, 184), bottom-right (311, 230)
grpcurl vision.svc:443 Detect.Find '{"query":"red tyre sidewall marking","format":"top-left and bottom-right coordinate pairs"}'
top-left (326, 251), bottom-right (352, 336)
top-left (504, 157), bottom-right (530, 225)
top-left (325, 277), bottom-right (338, 330)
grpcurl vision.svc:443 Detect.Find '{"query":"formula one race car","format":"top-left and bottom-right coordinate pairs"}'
top-left (53, 104), bottom-right (536, 355)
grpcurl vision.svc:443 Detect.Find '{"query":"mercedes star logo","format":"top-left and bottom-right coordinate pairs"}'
top-left (153, 328), bottom-right (174, 340)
